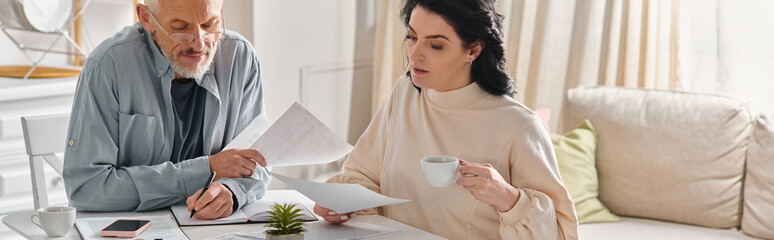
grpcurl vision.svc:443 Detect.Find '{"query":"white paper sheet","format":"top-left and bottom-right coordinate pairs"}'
top-left (224, 112), bottom-right (272, 150)
top-left (74, 215), bottom-right (188, 240)
top-left (251, 102), bottom-right (353, 167)
top-left (304, 221), bottom-right (398, 240)
top-left (210, 232), bottom-right (264, 240)
top-left (271, 173), bottom-right (411, 213)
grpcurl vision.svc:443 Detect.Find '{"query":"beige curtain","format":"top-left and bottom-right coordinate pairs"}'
top-left (371, 0), bottom-right (406, 115)
top-left (371, 0), bottom-right (683, 131)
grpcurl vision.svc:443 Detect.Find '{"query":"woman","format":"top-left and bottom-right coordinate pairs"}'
top-left (313, 0), bottom-right (578, 239)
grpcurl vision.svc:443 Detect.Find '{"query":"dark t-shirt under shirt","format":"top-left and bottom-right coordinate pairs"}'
top-left (169, 79), bottom-right (206, 164)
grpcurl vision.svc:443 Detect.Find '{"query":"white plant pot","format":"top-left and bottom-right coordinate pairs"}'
top-left (266, 233), bottom-right (304, 240)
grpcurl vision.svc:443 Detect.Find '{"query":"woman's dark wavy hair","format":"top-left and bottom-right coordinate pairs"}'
top-left (401, 0), bottom-right (515, 96)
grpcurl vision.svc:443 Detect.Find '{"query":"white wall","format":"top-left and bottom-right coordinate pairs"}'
top-left (252, 0), bottom-right (374, 189)
top-left (222, 0), bottom-right (253, 43)
top-left (252, 0), bottom-right (357, 121)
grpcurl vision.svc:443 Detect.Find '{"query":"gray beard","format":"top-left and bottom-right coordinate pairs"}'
top-left (169, 52), bottom-right (214, 79)
top-left (157, 39), bottom-right (216, 79)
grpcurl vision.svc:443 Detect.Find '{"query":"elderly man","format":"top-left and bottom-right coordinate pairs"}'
top-left (63, 0), bottom-right (269, 220)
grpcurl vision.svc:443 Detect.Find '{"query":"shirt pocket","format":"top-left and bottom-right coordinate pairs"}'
top-left (118, 112), bottom-right (160, 165)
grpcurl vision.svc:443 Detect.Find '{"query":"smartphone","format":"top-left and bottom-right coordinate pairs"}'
top-left (99, 219), bottom-right (152, 238)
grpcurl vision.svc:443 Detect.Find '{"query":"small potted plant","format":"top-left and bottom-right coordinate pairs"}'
top-left (264, 203), bottom-right (307, 240)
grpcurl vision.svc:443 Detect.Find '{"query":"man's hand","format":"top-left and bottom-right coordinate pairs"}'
top-left (187, 183), bottom-right (234, 220)
top-left (209, 148), bottom-right (267, 180)
top-left (314, 204), bottom-right (354, 223)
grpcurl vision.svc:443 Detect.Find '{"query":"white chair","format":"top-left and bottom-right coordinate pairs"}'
top-left (21, 113), bottom-right (70, 210)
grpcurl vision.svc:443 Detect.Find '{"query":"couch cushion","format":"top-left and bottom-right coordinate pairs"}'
top-left (560, 86), bottom-right (752, 228)
top-left (742, 114), bottom-right (774, 239)
top-left (552, 119), bottom-right (619, 223)
top-left (580, 217), bottom-right (759, 240)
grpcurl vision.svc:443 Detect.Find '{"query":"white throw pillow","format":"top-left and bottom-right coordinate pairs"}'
top-left (742, 114), bottom-right (774, 239)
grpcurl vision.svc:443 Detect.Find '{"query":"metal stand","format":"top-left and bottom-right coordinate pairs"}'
top-left (0, 0), bottom-right (93, 79)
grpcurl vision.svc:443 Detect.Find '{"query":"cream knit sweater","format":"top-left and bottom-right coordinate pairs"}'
top-left (328, 76), bottom-right (578, 240)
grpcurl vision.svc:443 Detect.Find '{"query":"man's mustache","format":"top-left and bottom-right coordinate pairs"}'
top-left (180, 48), bottom-right (209, 55)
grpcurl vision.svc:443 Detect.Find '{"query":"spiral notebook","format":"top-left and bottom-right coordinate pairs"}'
top-left (170, 200), bottom-right (318, 226)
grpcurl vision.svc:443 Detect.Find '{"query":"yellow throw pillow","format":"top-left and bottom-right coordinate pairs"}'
top-left (551, 119), bottom-right (619, 223)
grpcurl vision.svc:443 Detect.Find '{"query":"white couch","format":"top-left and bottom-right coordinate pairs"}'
top-left (560, 86), bottom-right (774, 240)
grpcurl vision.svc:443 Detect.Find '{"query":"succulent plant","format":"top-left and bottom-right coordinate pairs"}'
top-left (265, 203), bottom-right (307, 236)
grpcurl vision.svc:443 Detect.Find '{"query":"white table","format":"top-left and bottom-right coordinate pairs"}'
top-left (3, 190), bottom-right (445, 240)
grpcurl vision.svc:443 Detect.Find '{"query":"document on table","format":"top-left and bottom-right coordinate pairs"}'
top-left (210, 221), bottom-right (398, 240)
top-left (304, 221), bottom-right (398, 240)
top-left (225, 102), bottom-right (354, 168)
top-left (74, 215), bottom-right (187, 240)
top-left (271, 173), bottom-right (411, 213)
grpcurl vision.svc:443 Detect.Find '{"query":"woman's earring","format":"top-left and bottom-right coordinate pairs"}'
top-left (468, 59), bottom-right (473, 65)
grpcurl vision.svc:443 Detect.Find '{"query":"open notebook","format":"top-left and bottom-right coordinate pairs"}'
top-left (171, 199), bottom-right (318, 226)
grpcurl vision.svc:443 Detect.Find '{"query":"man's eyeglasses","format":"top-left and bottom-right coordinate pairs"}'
top-left (148, 11), bottom-right (225, 44)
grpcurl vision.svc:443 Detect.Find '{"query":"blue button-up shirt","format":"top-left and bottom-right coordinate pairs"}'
top-left (63, 23), bottom-right (270, 212)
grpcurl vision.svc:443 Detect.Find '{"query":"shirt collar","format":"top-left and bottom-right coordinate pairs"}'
top-left (139, 23), bottom-right (172, 78)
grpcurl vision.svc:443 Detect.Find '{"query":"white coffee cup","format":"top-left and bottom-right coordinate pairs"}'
top-left (30, 206), bottom-right (76, 237)
top-left (420, 156), bottom-right (461, 187)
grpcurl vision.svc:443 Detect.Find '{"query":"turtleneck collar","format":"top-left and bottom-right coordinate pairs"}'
top-left (423, 81), bottom-right (490, 109)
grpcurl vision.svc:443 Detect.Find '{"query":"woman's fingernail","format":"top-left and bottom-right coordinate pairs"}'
top-left (328, 211), bottom-right (336, 216)
top-left (341, 215), bottom-right (348, 220)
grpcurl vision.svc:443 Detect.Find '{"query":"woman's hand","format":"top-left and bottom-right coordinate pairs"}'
top-left (456, 160), bottom-right (520, 212)
top-left (313, 204), bottom-right (355, 223)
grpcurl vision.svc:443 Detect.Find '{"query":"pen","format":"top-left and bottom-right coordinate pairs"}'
top-left (190, 171), bottom-right (216, 218)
